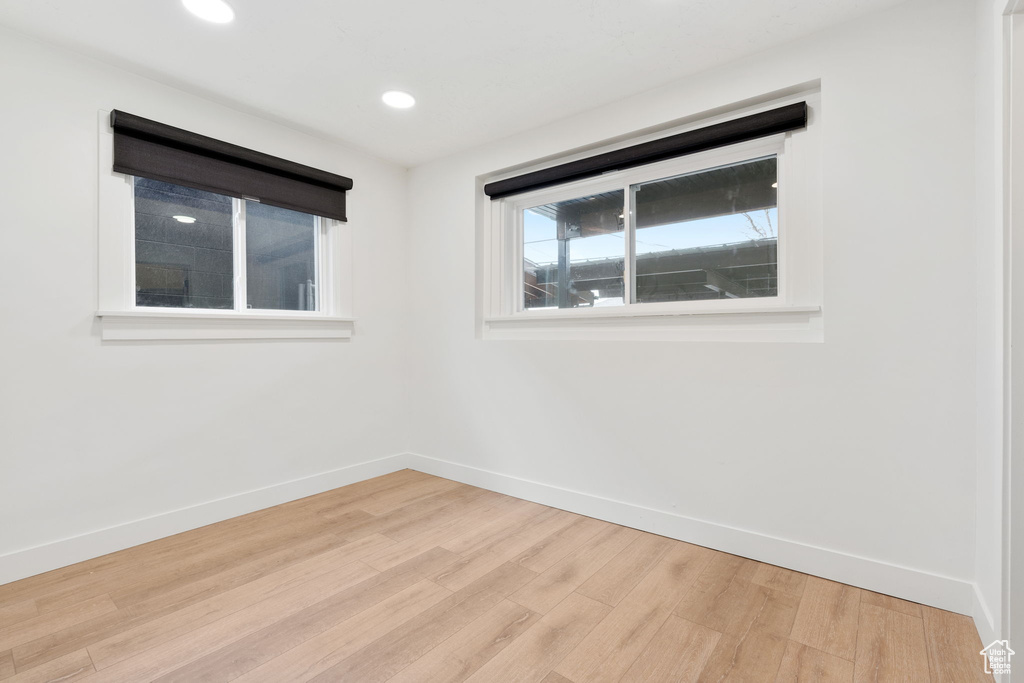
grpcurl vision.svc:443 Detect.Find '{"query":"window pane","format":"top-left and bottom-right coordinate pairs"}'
top-left (632, 156), bottom-right (778, 303)
top-left (245, 203), bottom-right (318, 311)
top-left (523, 189), bottom-right (624, 309)
top-left (134, 177), bottom-right (234, 309)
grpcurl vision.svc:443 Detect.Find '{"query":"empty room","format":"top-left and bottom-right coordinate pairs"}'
top-left (0, 0), bottom-right (1021, 680)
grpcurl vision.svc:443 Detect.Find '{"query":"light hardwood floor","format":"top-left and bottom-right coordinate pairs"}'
top-left (0, 470), bottom-right (990, 682)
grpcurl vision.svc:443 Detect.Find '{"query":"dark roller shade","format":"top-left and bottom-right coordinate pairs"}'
top-left (110, 110), bottom-right (353, 221)
top-left (484, 102), bottom-right (806, 200)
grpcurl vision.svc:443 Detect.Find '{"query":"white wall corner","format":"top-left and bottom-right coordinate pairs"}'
top-left (0, 453), bottom-right (414, 587)
top-left (974, 582), bottom-right (1000, 650)
top-left (405, 452), bottom-right (976, 615)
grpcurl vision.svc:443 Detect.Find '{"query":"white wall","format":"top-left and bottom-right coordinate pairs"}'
top-left (0, 27), bottom-right (411, 580)
top-left (407, 0), bottom-right (981, 613)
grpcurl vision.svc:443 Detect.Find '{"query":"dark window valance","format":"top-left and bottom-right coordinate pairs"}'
top-left (110, 110), bottom-right (353, 221)
top-left (483, 102), bottom-right (806, 200)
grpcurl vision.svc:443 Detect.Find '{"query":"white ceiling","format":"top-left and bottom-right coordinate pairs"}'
top-left (0, 0), bottom-right (905, 166)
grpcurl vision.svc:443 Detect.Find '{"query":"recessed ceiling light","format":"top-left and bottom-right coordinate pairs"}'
top-left (382, 91), bottom-right (416, 109)
top-left (182, 0), bottom-right (234, 24)
top-left (771, 182), bottom-right (778, 188)
top-left (173, 215), bottom-right (197, 223)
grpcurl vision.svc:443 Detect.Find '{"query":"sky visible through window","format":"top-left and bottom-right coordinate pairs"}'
top-left (523, 208), bottom-right (778, 266)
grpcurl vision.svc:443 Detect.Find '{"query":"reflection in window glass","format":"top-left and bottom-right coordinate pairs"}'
top-left (523, 190), bottom-right (624, 309)
top-left (245, 203), bottom-right (318, 311)
top-left (134, 178), bottom-right (234, 309)
top-left (632, 156), bottom-right (778, 302)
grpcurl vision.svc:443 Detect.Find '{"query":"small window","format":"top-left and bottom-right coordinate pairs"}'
top-left (133, 177), bottom-right (324, 313)
top-left (98, 110), bottom-right (355, 341)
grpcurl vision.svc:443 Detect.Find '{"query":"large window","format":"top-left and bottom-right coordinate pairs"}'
top-left (133, 178), bottom-right (324, 313)
top-left (481, 96), bottom-right (822, 342)
top-left (522, 155), bottom-right (778, 310)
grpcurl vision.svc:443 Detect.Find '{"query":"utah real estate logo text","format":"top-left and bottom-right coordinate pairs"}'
top-left (980, 640), bottom-right (1014, 676)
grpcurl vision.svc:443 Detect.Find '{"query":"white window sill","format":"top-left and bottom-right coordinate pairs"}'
top-left (96, 310), bottom-right (354, 341)
top-left (482, 305), bottom-right (822, 342)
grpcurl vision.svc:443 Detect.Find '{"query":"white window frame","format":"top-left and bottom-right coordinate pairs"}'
top-left (95, 111), bottom-right (355, 341)
top-left (480, 93), bottom-right (822, 342)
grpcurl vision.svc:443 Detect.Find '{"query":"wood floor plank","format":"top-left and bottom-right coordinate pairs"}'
top-left (0, 602), bottom-right (38, 629)
top-left (79, 560), bottom-right (381, 681)
top-left (433, 509), bottom-right (579, 592)
top-left (7, 535), bottom-right (379, 674)
top-left (380, 490), bottom-right (510, 543)
top-left (0, 596), bottom-right (116, 652)
top-left (109, 531), bottom-right (348, 609)
top-left (775, 641), bottom-right (855, 682)
top-left (387, 599), bottom-right (539, 683)
top-left (674, 553), bottom-right (798, 638)
top-left (512, 516), bottom-right (609, 574)
top-left (13, 607), bottom-right (134, 673)
top-left (353, 476), bottom-right (465, 516)
top-left (541, 673), bottom-right (575, 683)
top-left (31, 512), bottom-right (360, 617)
top-left (790, 576), bottom-right (862, 661)
top-left (230, 580), bottom-right (452, 682)
top-left (619, 615), bottom-right (721, 683)
top-left (576, 533), bottom-right (674, 607)
top-left (672, 553), bottom-right (759, 633)
top-left (0, 651), bottom-right (14, 680)
top-left (103, 521), bottom-right (361, 607)
top-left (326, 483), bottom-right (489, 540)
top-left (68, 535), bottom-right (393, 672)
top-left (738, 586), bottom-right (802, 637)
top-left (508, 525), bottom-right (640, 614)
top-left (921, 605), bottom-right (990, 682)
top-left (440, 498), bottom-right (552, 556)
top-left (364, 496), bottom-right (522, 571)
top-left (753, 563), bottom-right (808, 597)
top-left (7, 649), bottom-right (94, 683)
top-left (464, 592), bottom-right (611, 683)
top-left (137, 548), bottom-right (457, 682)
top-left (854, 603), bottom-right (930, 682)
top-left (306, 562), bottom-right (537, 682)
top-left (554, 543), bottom-right (711, 683)
top-left (124, 532), bottom-right (390, 616)
top-left (696, 629), bottom-right (789, 682)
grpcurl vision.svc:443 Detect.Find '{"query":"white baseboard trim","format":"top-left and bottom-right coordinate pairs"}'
top-left (406, 452), bottom-right (976, 615)
top-left (0, 453), bottom-right (412, 587)
top-left (972, 583), bottom-right (1000, 649)
top-left (1, 450), bottom-right (978, 619)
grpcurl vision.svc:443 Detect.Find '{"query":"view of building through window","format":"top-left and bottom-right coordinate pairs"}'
top-left (523, 190), bottom-right (625, 309)
top-left (523, 156), bottom-right (778, 309)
